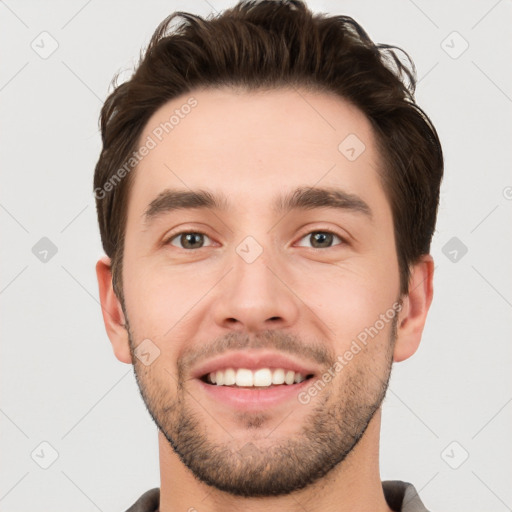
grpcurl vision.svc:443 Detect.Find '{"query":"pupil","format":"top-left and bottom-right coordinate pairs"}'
top-left (183, 233), bottom-right (202, 249)
top-left (313, 232), bottom-right (331, 247)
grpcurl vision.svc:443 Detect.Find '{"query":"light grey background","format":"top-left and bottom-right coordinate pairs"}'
top-left (1, 1), bottom-right (511, 511)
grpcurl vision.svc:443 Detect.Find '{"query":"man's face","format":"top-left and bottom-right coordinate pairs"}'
top-left (121, 87), bottom-right (402, 496)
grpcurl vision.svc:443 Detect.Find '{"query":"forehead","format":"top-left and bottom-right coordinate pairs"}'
top-left (127, 86), bottom-right (389, 221)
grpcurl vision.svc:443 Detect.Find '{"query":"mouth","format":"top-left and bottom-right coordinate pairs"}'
top-left (195, 366), bottom-right (317, 411)
top-left (190, 350), bottom-right (321, 411)
top-left (198, 367), bottom-right (316, 388)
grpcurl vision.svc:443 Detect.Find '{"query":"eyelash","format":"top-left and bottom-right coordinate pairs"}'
top-left (163, 228), bottom-right (348, 250)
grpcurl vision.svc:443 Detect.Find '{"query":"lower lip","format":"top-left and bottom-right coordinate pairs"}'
top-left (196, 378), bottom-right (313, 411)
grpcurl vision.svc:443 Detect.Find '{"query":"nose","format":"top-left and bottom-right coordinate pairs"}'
top-left (211, 246), bottom-right (300, 334)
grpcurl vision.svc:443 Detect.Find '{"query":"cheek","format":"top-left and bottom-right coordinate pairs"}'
top-left (122, 257), bottom-right (209, 343)
top-left (292, 255), bottom-right (399, 339)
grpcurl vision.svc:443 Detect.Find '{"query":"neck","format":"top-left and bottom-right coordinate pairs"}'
top-left (158, 409), bottom-right (392, 512)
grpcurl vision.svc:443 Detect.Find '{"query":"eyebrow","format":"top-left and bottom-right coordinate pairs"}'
top-left (142, 186), bottom-right (373, 226)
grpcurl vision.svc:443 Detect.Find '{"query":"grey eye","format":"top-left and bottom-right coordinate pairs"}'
top-left (168, 232), bottom-right (213, 249)
top-left (296, 231), bottom-right (344, 249)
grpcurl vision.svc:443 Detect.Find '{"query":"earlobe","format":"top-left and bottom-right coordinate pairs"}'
top-left (96, 255), bottom-right (133, 364)
top-left (393, 255), bottom-right (434, 362)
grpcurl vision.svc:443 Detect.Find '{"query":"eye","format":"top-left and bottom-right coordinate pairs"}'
top-left (165, 231), bottom-right (214, 250)
top-left (296, 230), bottom-right (346, 249)
top-left (164, 229), bottom-right (347, 251)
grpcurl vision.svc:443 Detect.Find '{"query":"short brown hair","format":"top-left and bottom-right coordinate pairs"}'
top-left (94, 0), bottom-right (443, 301)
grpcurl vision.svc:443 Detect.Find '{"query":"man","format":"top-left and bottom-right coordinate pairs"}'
top-left (94, 1), bottom-right (443, 510)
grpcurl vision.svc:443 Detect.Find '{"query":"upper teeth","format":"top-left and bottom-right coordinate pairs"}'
top-left (209, 368), bottom-right (307, 387)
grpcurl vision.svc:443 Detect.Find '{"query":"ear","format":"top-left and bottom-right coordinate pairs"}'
top-left (393, 254), bottom-right (434, 362)
top-left (96, 255), bottom-right (132, 364)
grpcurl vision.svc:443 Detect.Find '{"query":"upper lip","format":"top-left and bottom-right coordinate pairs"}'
top-left (191, 350), bottom-right (321, 380)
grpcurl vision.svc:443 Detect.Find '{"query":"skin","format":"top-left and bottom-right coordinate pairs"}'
top-left (96, 87), bottom-right (434, 512)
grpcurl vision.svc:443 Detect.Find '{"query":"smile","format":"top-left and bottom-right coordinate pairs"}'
top-left (201, 367), bottom-right (313, 387)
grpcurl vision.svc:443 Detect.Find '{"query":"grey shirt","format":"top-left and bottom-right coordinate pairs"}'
top-left (125, 481), bottom-right (430, 511)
